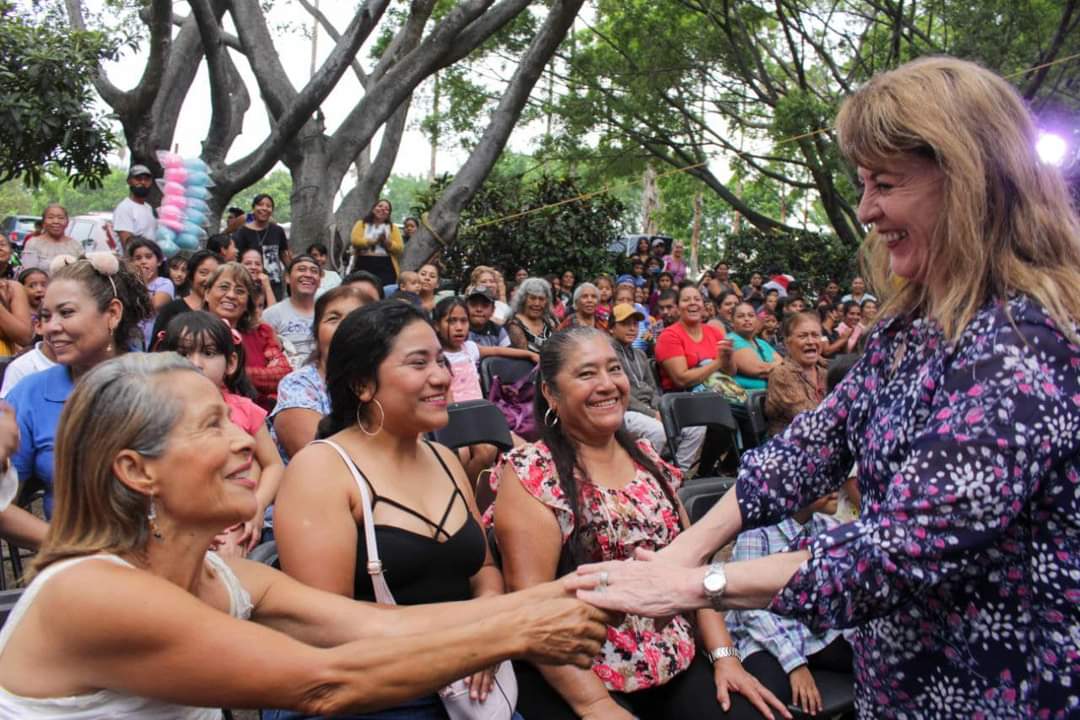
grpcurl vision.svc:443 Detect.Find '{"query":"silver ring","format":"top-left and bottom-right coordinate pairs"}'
top-left (598, 571), bottom-right (609, 588)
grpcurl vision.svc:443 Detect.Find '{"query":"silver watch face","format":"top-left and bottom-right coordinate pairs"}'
top-left (704, 567), bottom-right (726, 594)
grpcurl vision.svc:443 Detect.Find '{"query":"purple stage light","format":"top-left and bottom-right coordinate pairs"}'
top-left (1036, 132), bottom-right (1068, 166)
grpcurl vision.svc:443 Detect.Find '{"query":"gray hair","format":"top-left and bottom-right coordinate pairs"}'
top-left (572, 282), bottom-right (600, 309)
top-left (510, 277), bottom-right (553, 316)
top-left (35, 352), bottom-right (200, 575)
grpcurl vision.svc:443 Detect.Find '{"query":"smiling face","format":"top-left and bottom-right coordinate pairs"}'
top-left (43, 206), bottom-right (68, 239)
top-left (206, 269), bottom-right (251, 325)
top-left (172, 330), bottom-right (235, 389)
top-left (575, 286), bottom-right (599, 317)
top-left (677, 285), bottom-right (705, 325)
top-left (719, 294), bottom-right (739, 322)
top-left (561, 271), bottom-right (575, 291)
top-left (611, 316), bottom-right (639, 346)
top-left (856, 153), bottom-right (945, 282)
top-left (862, 300), bottom-right (878, 322)
top-left (168, 261), bottom-right (187, 288)
top-left (544, 335), bottom-right (629, 441)
top-left (288, 259), bottom-right (321, 299)
top-left (252, 197), bottom-right (274, 224)
top-left (364, 320), bottom-right (452, 435)
top-left (41, 279), bottom-right (120, 371)
top-left (372, 201), bottom-right (391, 223)
top-left (0, 237), bottom-right (11, 265)
top-left (787, 315), bottom-right (822, 369)
top-left (240, 249), bottom-right (264, 280)
top-left (403, 218), bottom-right (418, 235)
top-left (844, 304), bottom-right (862, 326)
top-left (143, 372), bottom-right (258, 530)
top-left (191, 257), bottom-right (221, 300)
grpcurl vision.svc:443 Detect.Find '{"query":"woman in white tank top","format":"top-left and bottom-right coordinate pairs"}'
top-left (0, 353), bottom-right (608, 718)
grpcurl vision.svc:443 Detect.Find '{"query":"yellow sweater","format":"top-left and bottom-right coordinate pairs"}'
top-left (350, 221), bottom-right (404, 276)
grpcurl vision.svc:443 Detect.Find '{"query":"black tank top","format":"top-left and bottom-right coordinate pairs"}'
top-left (350, 441), bottom-right (486, 605)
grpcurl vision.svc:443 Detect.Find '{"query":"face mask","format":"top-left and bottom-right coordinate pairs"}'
top-left (131, 185), bottom-right (151, 198)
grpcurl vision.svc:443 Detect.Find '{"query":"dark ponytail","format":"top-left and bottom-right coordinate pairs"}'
top-left (534, 327), bottom-right (680, 569)
top-left (318, 299), bottom-right (431, 439)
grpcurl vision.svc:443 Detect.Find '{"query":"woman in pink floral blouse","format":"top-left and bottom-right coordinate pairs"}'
top-left (485, 327), bottom-right (788, 720)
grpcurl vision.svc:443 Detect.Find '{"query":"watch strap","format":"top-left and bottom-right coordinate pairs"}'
top-left (706, 646), bottom-right (739, 663)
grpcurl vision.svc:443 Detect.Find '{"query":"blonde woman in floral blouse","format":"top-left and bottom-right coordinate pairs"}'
top-left (486, 327), bottom-right (788, 720)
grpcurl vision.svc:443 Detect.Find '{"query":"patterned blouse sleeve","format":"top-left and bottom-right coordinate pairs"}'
top-left (736, 343), bottom-right (866, 529)
top-left (486, 442), bottom-right (575, 542)
top-left (770, 312), bottom-right (1080, 631)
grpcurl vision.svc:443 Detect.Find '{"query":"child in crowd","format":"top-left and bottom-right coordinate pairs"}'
top-left (725, 492), bottom-right (853, 717)
top-left (397, 270), bottom-right (422, 294)
top-left (17, 268), bottom-right (47, 322)
top-left (154, 311), bottom-right (283, 557)
top-left (594, 274), bottom-right (613, 325)
top-left (167, 254), bottom-right (188, 289)
top-left (465, 286), bottom-right (539, 364)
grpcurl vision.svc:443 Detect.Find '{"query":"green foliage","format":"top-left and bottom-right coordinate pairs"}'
top-left (413, 171), bottom-right (627, 285)
top-left (0, 166), bottom-right (128, 218)
top-left (0, 2), bottom-right (116, 187)
top-left (382, 174), bottom-right (428, 221)
top-left (722, 228), bottom-right (860, 293)
top-left (227, 169), bottom-right (294, 222)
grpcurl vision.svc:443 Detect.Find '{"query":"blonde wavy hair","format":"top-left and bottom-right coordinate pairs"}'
top-left (836, 56), bottom-right (1080, 342)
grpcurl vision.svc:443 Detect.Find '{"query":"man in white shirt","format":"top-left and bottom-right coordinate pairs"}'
top-left (113, 164), bottom-right (157, 250)
top-left (262, 254), bottom-right (321, 368)
top-left (0, 340), bottom-right (57, 398)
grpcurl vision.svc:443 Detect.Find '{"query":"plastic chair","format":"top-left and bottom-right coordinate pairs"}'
top-left (789, 669), bottom-right (856, 719)
top-left (659, 392), bottom-right (741, 478)
top-left (479, 356), bottom-right (535, 398)
top-left (0, 588), bottom-right (23, 628)
top-left (729, 389), bottom-right (769, 451)
top-left (432, 400), bottom-right (514, 452)
top-left (677, 477), bottom-right (735, 524)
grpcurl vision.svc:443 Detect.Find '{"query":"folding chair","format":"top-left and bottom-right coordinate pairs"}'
top-left (677, 477), bottom-right (735, 524)
top-left (659, 391), bottom-right (741, 479)
top-left (0, 587), bottom-right (23, 628)
top-left (431, 400), bottom-right (513, 453)
top-left (479, 356), bottom-right (535, 398)
top-left (729, 389), bottom-right (769, 451)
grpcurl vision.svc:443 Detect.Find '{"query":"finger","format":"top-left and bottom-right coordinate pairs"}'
top-left (575, 560), bottom-right (619, 576)
top-left (563, 573), bottom-right (600, 593)
top-left (634, 547), bottom-right (658, 561)
top-left (574, 589), bottom-right (624, 612)
top-left (813, 687), bottom-right (823, 714)
top-left (716, 682), bottom-right (731, 712)
top-left (744, 686), bottom-right (779, 720)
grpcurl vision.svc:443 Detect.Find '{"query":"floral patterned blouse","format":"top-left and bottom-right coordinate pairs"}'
top-left (486, 439), bottom-right (696, 692)
top-left (736, 296), bottom-right (1080, 718)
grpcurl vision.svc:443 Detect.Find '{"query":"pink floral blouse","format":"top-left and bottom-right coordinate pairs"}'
top-left (485, 439), bottom-right (695, 692)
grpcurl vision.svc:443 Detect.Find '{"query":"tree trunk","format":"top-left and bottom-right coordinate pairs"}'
top-left (641, 164), bottom-right (659, 234)
top-left (690, 191), bottom-right (702, 278)
top-left (403, 0), bottom-right (586, 270)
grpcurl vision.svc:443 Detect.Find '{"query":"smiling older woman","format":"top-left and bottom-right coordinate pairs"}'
top-left (486, 327), bottom-right (786, 720)
top-left (568, 57), bottom-right (1080, 718)
top-left (0, 353), bottom-right (608, 719)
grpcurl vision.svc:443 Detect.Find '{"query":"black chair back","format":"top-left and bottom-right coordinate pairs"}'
top-left (677, 477), bottom-right (735, 524)
top-left (432, 400), bottom-right (514, 452)
top-left (0, 588), bottom-right (23, 628)
top-left (479, 356), bottom-right (535, 398)
top-left (730, 389), bottom-right (769, 450)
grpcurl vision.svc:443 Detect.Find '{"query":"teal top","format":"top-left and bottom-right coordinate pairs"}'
top-left (730, 333), bottom-right (775, 390)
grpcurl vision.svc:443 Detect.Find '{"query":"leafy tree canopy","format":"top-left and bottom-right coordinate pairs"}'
top-left (0, 2), bottom-right (116, 187)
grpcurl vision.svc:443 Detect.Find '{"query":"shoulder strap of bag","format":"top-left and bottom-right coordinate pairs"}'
top-left (312, 439), bottom-right (396, 605)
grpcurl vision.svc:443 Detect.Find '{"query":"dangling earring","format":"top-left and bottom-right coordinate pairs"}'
top-left (148, 494), bottom-right (163, 540)
top-left (106, 323), bottom-right (115, 355)
top-left (357, 399), bottom-right (385, 436)
top-left (544, 407), bottom-right (559, 427)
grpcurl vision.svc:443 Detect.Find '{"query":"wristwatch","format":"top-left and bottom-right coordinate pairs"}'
top-left (703, 561), bottom-right (728, 609)
top-left (706, 646), bottom-right (740, 664)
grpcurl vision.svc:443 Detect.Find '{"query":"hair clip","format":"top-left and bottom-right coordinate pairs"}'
top-left (49, 255), bottom-right (78, 274)
top-left (220, 317), bottom-right (243, 345)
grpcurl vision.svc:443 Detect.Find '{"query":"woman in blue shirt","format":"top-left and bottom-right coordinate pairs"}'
top-left (730, 302), bottom-right (781, 391)
top-left (8, 253), bottom-right (151, 518)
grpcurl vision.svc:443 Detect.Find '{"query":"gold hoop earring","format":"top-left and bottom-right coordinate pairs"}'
top-left (148, 494), bottom-right (163, 540)
top-left (357, 399), bottom-right (385, 436)
top-left (544, 407), bottom-right (559, 427)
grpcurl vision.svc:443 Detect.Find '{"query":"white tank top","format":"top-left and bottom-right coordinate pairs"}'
top-left (0, 552), bottom-right (253, 719)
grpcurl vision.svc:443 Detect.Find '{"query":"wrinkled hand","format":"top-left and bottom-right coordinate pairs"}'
top-left (463, 666), bottom-right (496, 702)
top-left (789, 665), bottom-right (822, 716)
top-left (567, 553), bottom-right (705, 617)
top-left (518, 598), bottom-right (611, 668)
top-left (714, 655), bottom-right (792, 719)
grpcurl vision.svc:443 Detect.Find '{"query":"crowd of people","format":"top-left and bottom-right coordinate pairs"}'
top-left (0, 56), bottom-right (1074, 720)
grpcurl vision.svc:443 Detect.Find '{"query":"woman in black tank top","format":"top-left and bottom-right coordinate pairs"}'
top-left (273, 301), bottom-right (510, 720)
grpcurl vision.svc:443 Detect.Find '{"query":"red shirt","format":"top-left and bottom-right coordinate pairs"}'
top-left (654, 322), bottom-right (725, 391)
